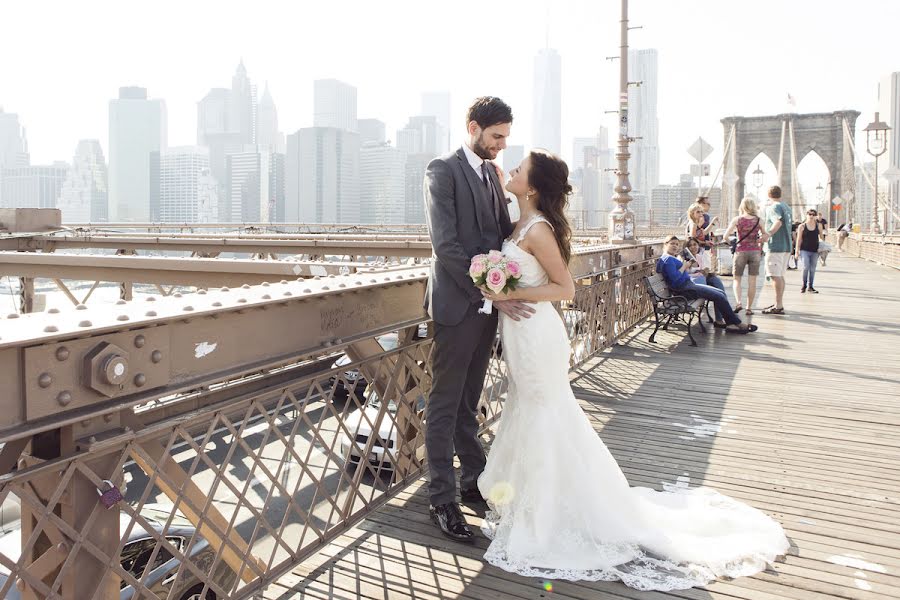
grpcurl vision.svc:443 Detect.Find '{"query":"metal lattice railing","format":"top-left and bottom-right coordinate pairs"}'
top-left (0, 250), bottom-right (658, 600)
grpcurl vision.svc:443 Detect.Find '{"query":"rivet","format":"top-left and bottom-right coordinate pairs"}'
top-left (134, 374), bottom-right (147, 387)
top-left (56, 347), bottom-right (70, 361)
top-left (7, 313), bottom-right (19, 319)
top-left (197, 289), bottom-right (207, 295)
top-left (103, 413), bottom-right (114, 423)
top-left (283, 291), bottom-right (292, 297)
top-left (370, 279), bottom-right (378, 283)
top-left (302, 288), bottom-right (312, 293)
top-left (80, 419), bottom-right (91, 427)
top-left (281, 280), bottom-right (288, 284)
top-left (38, 373), bottom-right (53, 388)
top-left (313, 276), bottom-right (321, 280)
top-left (183, 305), bottom-right (194, 311)
top-left (146, 296), bottom-right (157, 302)
top-left (338, 283), bottom-right (347, 288)
top-left (261, 282), bottom-right (270, 287)
top-left (212, 302), bottom-right (222, 307)
top-left (237, 298), bottom-right (247, 303)
top-left (151, 350), bottom-right (163, 363)
top-left (47, 308), bottom-right (60, 314)
top-left (261, 294), bottom-right (271, 299)
top-left (321, 286), bottom-right (330, 291)
top-left (117, 315), bottom-right (129, 321)
top-left (354, 281), bottom-right (363, 286)
top-left (134, 335), bottom-right (146, 348)
top-left (44, 325), bottom-right (58, 333)
top-left (145, 310), bottom-right (157, 317)
top-left (75, 304), bottom-right (88, 310)
top-left (173, 292), bottom-right (182, 298)
top-left (57, 542), bottom-right (69, 553)
top-left (76, 319), bottom-right (92, 327)
top-left (115, 300), bottom-right (127, 306)
top-left (241, 284), bottom-right (251, 289)
top-left (220, 287), bottom-right (230, 292)
top-left (57, 391), bottom-right (72, 406)
top-left (16, 579), bottom-right (25, 591)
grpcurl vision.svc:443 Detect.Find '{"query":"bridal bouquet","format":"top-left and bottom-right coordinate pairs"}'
top-left (469, 250), bottom-right (522, 315)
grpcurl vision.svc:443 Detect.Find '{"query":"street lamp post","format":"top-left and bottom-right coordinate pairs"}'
top-left (863, 112), bottom-right (891, 234)
top-left (752, 164), bottom-right (764, 199)
top-left (815, 182), bottom-right (824, 211)
top-left (608, 0), bottom-right (635, 243)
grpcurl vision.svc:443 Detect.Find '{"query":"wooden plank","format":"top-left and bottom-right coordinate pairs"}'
top-left (273, 252), bottom-right (900, 599)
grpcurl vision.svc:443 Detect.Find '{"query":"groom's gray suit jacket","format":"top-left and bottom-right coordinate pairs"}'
top-left (424, 147), bottom-right (514, 326)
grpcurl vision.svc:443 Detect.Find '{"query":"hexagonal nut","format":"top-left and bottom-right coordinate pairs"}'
top-left (83, 341), bottom-right (130, 398)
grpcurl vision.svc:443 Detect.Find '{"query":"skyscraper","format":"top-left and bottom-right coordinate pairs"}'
top-left (360, 141), bottom-right (405, 224)
top-left (628, 49), bottom-right (660, 213)
top-left (150, 146), bottom-right (217, 223)
top-left (0, 109), bottom-right (30, 208)
top-left (422, 92), bottom-right (452, 152)
top-left (359, 119), bottom-right (387, 145)
top-left (0, 109), bottom-right (29, 170)
top-left (257, 83), bottom-right (284, 153)
top-left (314, 79), bottom-right (357, 132)
top-left (57, 140), bottom-right (108, 222)
top-left (231, 60), bottom-right (257, 146)
top-left (398, 116), bottom-right (441, 224)
top-left (108, 87), bottom-right (167, 221)
top-left (533, 48), bottom-right (562, 154)
top-left (285, 127), bottom-right (360, 223)
top-left (225, 149), bottom-right (283, 222)
top-left (197, 88), bottom-right (231, 146)
top-left (0, 164), bottom-right (68, 209)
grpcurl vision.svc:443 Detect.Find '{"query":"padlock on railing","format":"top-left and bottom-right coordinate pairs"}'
top-left (97, 479), bottom-right (124, 509)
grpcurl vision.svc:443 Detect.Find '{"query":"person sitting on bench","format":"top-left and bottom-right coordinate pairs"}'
top-left (657, 235), bottom-right (757, 335)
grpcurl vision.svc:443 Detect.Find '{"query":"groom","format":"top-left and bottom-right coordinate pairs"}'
top-left (423, 96), bottom-right (533, 542)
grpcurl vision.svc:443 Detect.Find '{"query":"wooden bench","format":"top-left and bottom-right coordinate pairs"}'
top-left (642, 273), bottom-right (711, 346)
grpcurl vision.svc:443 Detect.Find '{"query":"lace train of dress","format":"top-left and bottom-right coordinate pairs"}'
top-left (477, 217), bottom-right (789, 591)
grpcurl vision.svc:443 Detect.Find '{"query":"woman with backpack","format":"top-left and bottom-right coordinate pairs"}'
top-left (724, 197), bottom-right (769, 315)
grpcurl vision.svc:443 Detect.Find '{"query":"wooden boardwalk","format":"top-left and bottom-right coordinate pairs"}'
top-left (267, 252), bottom-right (900, 600)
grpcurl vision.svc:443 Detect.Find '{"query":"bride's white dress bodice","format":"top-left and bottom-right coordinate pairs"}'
top-left (477, 214), bottom-right (789, 590)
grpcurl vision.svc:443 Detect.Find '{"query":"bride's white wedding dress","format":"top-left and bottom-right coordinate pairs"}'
top-left (477, 215), bottom-right (789, 591)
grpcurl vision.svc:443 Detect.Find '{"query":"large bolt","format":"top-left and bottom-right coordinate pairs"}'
top-left (56, 347), bottom-right (70, 362)
top-left (133, 373), bottom-right (147, 387)
top-left (38, 373), bottom-right (53, 388)
top-left (151, 350), bottom-right (163, 364)
top-left (134, 335), bottom-right (146, 348)
top-left (101, 355), bottom-right (128, 385)
top-left (57, 391), bottom-right (73, 406)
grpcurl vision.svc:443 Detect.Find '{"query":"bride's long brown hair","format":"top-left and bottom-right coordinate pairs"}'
top-left (528, 149), bottom-right (573, 264)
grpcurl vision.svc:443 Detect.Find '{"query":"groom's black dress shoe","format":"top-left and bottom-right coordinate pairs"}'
top-left (430, 502), bottom-right (475, 543)
top-left (460, 486), bottom-right (487, 504)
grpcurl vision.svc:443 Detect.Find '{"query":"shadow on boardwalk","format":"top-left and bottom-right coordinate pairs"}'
top-left (268, 253), bottom-right (900, 600)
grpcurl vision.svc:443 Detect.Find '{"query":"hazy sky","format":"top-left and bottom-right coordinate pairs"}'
top-left (2, 0), bottom-right (898, 190)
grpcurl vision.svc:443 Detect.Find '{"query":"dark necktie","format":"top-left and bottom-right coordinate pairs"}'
top-left (481, 162), bottom-right (501, 226)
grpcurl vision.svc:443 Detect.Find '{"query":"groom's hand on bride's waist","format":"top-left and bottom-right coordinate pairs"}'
top-left (493, 300), bottom-right (535, 321)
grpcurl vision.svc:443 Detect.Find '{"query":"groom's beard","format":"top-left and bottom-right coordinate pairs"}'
top-left (472, 134), bottom-right (495, 160)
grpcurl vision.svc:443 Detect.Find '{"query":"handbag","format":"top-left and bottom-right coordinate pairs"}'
top-left (730, 218), bottom-right (760, 254)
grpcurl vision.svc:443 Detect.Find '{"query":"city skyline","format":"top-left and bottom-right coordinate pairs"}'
top-left (1, 0), bottom-right (898, 194)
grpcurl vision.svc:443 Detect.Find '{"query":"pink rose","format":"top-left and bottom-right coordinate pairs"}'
top-left (488, 250), bottom-right (503, 264)
top-left (506, 260), bottom-right (521, 278)
top-left (486, 268), bottom-right (507, 292)
top-left (469, 260), bottom-right (487, 278)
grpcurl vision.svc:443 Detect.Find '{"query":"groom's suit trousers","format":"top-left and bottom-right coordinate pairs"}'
top-left (426, 304), bottom-right (498, 506)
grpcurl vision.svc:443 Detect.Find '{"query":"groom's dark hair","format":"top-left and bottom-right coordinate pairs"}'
top-left (466, 96), bottom-right (513, 129)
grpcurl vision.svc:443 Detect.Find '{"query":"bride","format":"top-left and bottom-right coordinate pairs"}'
top-left (477, 149), bottom-right (789, 591)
